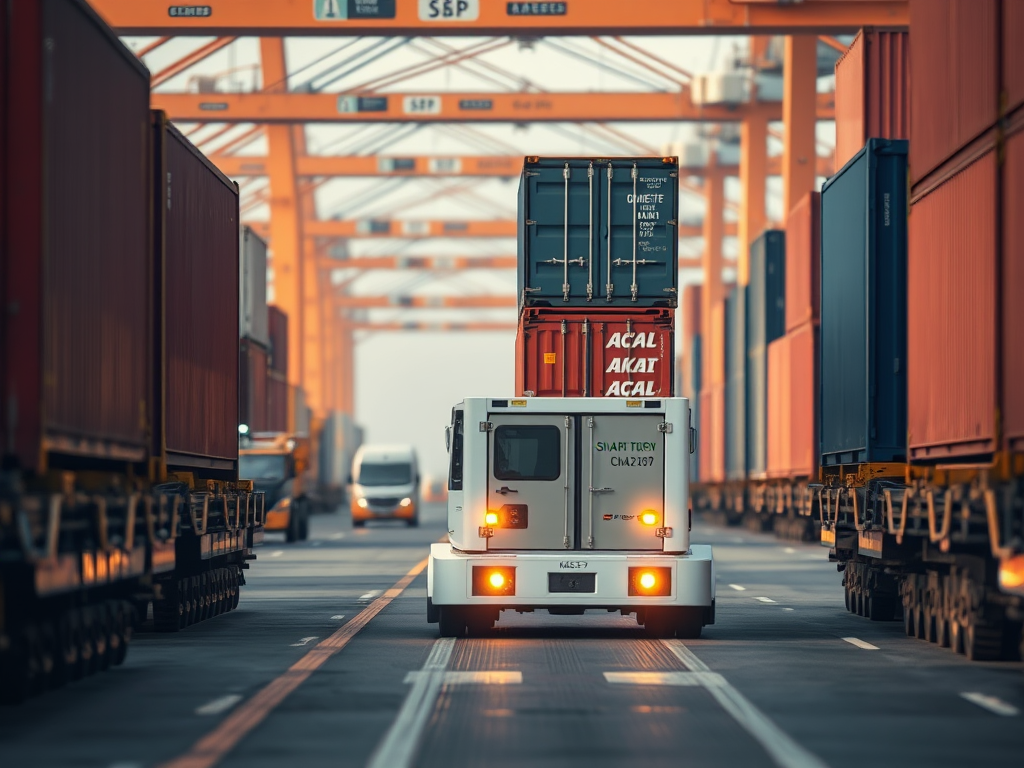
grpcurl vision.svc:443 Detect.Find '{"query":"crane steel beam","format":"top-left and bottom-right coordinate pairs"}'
top-left (153, 90), bottom-right (834, 124)
top-left (249, 219), bottom-right (738, 240)
top-left (214, 153), bottom-right (833, 178)
top-left (316, 254), bottom-right (729, 271)
top-left (331, 295), bottom-right (517, 309)
top-left (93, 1), bottom-right (907, 36)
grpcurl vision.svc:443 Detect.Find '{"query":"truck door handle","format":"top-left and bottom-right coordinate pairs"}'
top-left (590, 487), bottom-right (614, 494)
top-left (495, 486), bottom-right (518, 495)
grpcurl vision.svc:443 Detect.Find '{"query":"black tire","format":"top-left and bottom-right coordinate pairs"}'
top-left (426, 597), bottom-right (440, 624)
top-left (407, 516), bottom-right (419, 528)
top-left (438, 607), bottom-right (466, 638)
top-left (867, 594), bottom-right (897, 622)
top-left (964, 618), bottom-right (1005, 661)
top-left (465, 608), bottom-right (496, 637)
top-left (643, 608), bottom-right (677, 639)
top-left (285, 510), bottom-right (299, 543)
top-left (299, 513), bottom-right (310, 541)
top-left (353, 519), bottom-right (366, 528)
top-left (675, 608), bottom-right (704, 639)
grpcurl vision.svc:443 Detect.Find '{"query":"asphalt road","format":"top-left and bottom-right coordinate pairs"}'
top-left (2, 502), bottom-right (1022, 768)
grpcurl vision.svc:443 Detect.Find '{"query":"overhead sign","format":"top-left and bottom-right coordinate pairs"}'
top-left (314, 0), bottom-right (396, 20)
top-left (403, 96), bottom-right (442, 115)
top-left (506, 2), bottom-right (567, 15)
top-left (458, 99), bottom-right (494, 111)
top-left (419, 0), bottom-right (479, 21)
top-left (428, 158), bottom-right (463, 174)
top-left (337, 95), bottom-right (389, 113)
top-left (168, 6), bottom-right (211, 17)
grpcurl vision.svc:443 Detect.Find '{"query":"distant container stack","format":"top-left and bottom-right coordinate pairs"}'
top-left (239, 226), bottom-right (270, 433)
top-left (514, 156), bottom-right (680, 401)
top-left (266, 305), bottom-right (289, 432)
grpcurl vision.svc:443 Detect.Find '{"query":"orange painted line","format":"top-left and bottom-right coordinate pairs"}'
top-left (157, 557), bottom-right (429, 768)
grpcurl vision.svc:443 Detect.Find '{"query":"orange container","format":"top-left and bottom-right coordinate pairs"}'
top-left (698, 385), bottom-right (725, 484)
top-left (1003, 123), bottom-right (1024, 452)
top-left (682, 284), bottom-right (702, 339)
top-left (766, 334), bottom-right (790, 479)
top-left (707, 300), bottom-right (726, 387)
top-left (784, 191), bottom-right (820, 332)
top-left (767, 322), bottom-right (819, 480)
top-left (908, 150), bottom-right (998, 460)
top-left (834, 29), bottom-right (910, 169)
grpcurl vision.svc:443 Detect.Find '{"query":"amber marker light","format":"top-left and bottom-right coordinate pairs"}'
top-left (640, 510), bottom-right (658, 526)
top-left (472, 566), bottom-right (516, 596)
top-left (999, 554), bottom-right (1024, 591)
top-left (489, 572), bottom-right (506, 589)
top-left (628, 566), bottom-right (671, 597)
top-left (485, 511), bottom-right (499, 526)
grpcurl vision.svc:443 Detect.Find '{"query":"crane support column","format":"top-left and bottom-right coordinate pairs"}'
top-left (701, 167), bottom-right (725, 386)
top-left (738, 112), bottom-right (768, 286)
top-left (782, 35), bottom-right (819, 221)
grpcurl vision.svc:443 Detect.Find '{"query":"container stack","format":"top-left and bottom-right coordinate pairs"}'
top-left (239, 226), bottom-right (270, 434)
top-left (266, 305), bottom-right (290, 432)
top-left (514, 157), bottom-right (679, 400)
top-left (681, 284), bottom-right (702, 483)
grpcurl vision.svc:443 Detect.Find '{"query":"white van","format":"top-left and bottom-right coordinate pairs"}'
top-left (349, 444), bottom-right (420, 527)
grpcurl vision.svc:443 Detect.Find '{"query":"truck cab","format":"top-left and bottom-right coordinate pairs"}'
top-left (349, 445), bottom-right (421, 527)
top-left (428, 397), bottom-right (714, 638)
top-left (239, 432), bottom-right (311, 542)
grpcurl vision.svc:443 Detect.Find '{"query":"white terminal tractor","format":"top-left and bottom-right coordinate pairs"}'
top-left (428, 396), bottom-right (715, 638)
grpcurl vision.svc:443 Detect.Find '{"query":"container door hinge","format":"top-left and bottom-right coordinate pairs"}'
top-left (658, 422), bottom-right (673, 434)
top-left (479, 421), bottom-right (493, 432)
top-left (526, 219), bottom-right (537, 225)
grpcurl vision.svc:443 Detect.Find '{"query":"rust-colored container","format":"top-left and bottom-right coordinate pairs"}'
top-left (834, 29), bottom-right (910, 169)
top-left (515, 308), bottom-right (674, 398)
top-left (698, 385), bottom-right (725, 484)
top-left (785, 191), bottom-right (821, 332)
top-left (908, 150), bottom-right (998, 460)
top-left (707, 300), bottom-right (726, 386)
top-left (1005, 0), bottom-right (1024, 117)
top-left (682, 284), bottom-right (702, 339)
top-left (3, 0), bottom-right (152, 470)
top-left (239, 339), bottom-right (269, 433)
top-left (767, 322), bottom-right (819, 479)
top-left (267, 305), bottom-right (289, 374)
top-left (154, 115), bottom-right (240, 472)
top-left (266, 371), bottom-right (289, 432)
top-left (1003, 122), bottom-right (1024, 451)
top-left (910, 0), bottom-right (999, 184)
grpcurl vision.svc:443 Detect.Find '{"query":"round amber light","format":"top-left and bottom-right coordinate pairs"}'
top-left (489, 572), bottom-right (506, 589)
top-left (485, 512), bottom-right (499, 526)
top-left (640, 511), bottom-right (658, 525)
top-left (639, 572), bottom-right (657, 590)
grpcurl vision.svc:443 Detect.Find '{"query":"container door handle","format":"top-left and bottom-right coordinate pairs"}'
top-left (605, 163), bottom-right (614, 301)
top-left (587, 162), bottom-right (594, 301)
top-left (494, 486), bottom-right (518, 495)
top-left (630, 162), bottom-right (638, 302)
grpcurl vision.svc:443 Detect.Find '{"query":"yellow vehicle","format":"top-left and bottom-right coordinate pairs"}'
top-left (239, 433), bottom-right (312, 542)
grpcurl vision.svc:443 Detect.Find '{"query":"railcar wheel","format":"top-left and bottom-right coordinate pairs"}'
top-left (964, 617), bottom-right (1004, 661)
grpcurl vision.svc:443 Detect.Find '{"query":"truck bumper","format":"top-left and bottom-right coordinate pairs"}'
top-left (428, 543), bottom-right (714, 609)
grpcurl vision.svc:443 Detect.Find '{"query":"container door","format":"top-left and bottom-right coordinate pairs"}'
top-left (581, 414), bottom-right (665, 550)
top-left (601, 162), bottom-right (677, 304)
top-left (523, 161), bottom-right (598, 303)
top-left (488, 414), bottom-right (575, 549)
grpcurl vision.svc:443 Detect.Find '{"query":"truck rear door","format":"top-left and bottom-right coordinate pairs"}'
top-left (581, 413), bottom-right (665, 550)
top-left (487, 414), bottom-right (574, 549)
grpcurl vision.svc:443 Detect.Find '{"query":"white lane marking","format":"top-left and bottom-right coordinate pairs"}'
top-left (961, 692), bottom-right (1020, 716)
top-left (403, 670), bottom-right (522, 685)
top-left (290, 636), bottom-right (319, 647)
top-left (604, 671), bottom-right (726, 687)
top-left (269, 551), bottom-right (283, 558)
top-left (664, 641), bottom-right (831, 768)
top-left (782, 608), bottom-right (795, 612)
top-left (330, 532), bottom-right (346, 540)
top-left (195, 694), bottom-right (244, 716)
top-left (367, 637), bottom-right (455, 768)
top-left (330, 615), bottom-right (346, 620)
top-left (728, 584), bottom-right (747, 591)
top-left (754, 597), bottom-right (777, 603)
top-left (783, 547), bottom-right (796, 554)
top-left (359, 590), bottom-right (382, 601)
top-left (842, 637), bottom-right (879, 650)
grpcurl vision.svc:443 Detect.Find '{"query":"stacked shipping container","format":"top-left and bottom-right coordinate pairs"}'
top-left (238, 226), bottom-right (270, 433)
top-left (266, 306), bottom-right (289, 432)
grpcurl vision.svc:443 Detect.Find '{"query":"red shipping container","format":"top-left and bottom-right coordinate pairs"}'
top-left (698, 386), bottom-right (725, 483)
top-left (1005, 0), bottom-right (1024, 116)
top-left (516, 308), bottom-right (674, 398)
top-left (239, 340), bottom-right (269, 433)
top-left (266, 372), bottom-right (289, 432)
top-left (785, 191), bottom-right (821, 332)
top-left (268, 305), bottom-right (289, 374)
top-left (767, 323), bottom-right (819, 479)
top-left (910, 0), bottom-right (999, 184)
top-left (682, 284), bottom-right (702, 339)
top-left (155, 115), bottom-right (240, 469)
top-left (908, 150), bottom-right (998, 459)
top-left (3, 0), bottom-right (151, 470)
top-left (1003, 122), bottom-right (1024, 451)
top-left (834, 29), bottom-right (910, 169)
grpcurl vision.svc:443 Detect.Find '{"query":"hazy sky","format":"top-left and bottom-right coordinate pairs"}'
top-left (126, 33), bottom-right (839, 477)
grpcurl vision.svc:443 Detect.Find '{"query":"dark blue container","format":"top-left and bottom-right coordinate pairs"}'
top-left (819, 139), bottom-right (908, 466)
top-left (724, 286), bottom-right (747, 481)
top-left (746, 230), bottom-right (786, 477)
top-left (518, 157), bottom-right (678, 309)
top-left (688, 334), bottom-right (702, 483)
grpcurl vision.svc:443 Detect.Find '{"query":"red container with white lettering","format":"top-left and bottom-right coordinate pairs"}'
top-left (515, 307), bottom-right (674, 398)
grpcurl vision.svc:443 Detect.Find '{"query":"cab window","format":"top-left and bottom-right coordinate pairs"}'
top-left (494, 425), bottom-right (560, 481)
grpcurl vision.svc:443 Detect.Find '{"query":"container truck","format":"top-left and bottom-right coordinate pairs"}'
top-left (239, 434), bottom-right (311, 542)
top-left (429, 397), bottom-right (713, 638)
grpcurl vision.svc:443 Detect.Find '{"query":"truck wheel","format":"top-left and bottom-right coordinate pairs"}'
top-left (642, 608), bottom-right (677, 639)
top-left (675, 608), bottom-right (703, 639)
top-left (438, 607), bottom-right (467, 638)
top-left (407, 516), bottom-right (419, 528)
top-left (285, 511), bottom-right (299, 543)
top-left (426, 597), bottom-right (440, 624)
top-left (299, 513), bottom-right (310, 541)
top-left (466, 608), bottom-right (496, 637)
top-left (352, 520), bottom-right (366, 528)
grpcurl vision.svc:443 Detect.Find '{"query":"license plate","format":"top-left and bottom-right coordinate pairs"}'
top-left (548, 573), bottom-right (596, 593)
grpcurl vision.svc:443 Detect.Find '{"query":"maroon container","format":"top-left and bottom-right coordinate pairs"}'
top-left (910, 0), bottom-right (999, 184)
top-left (908, 150), bottom-right (998, 460)
top-left (239, 339), bottom-right (269, 433)
top-left (784, 191), bottom-right (821, 333)
top-left (682, 284), bottom-right (702, 339)
top-left (834, 29), bottom-right (910, 169)
top-left (154, 115), bottom-right (240, 472)
top-left (515, 308), bottom-right (674, 399)
top-left (698, 385), bottom-right (725, 484)
top-left (1004, 121), bottom-right (1024, 451)
top-left (267, 305), bottom-right (289, 375)
top-left (266, 371), bottom-right (289, 432)
top-left (1006, 0), bottom-right (1024, 117)
top-left (4, 0), bottom-right (151, 470)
